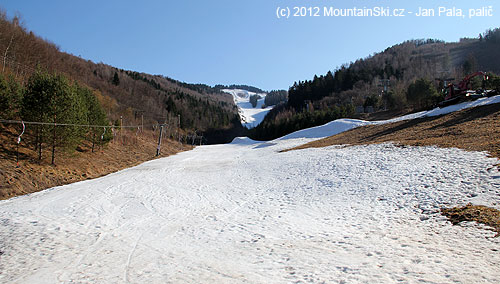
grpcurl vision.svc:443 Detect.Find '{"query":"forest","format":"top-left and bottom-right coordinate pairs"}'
top-left (264, 90), bottom-right (288, 107)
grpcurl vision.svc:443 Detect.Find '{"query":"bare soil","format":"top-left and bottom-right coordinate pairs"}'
top-left (0, 126), bottom-right (192, 200)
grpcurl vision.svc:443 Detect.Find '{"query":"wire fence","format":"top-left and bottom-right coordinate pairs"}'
top-left (0, 55), bottom-right (205, 166)
top-left (1, 117), bottom-right (204, 166)
top-left (0, 119), bottom-right (143, 128)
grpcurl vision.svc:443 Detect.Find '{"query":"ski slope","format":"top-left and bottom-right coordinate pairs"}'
top-left (1, 97), bottom-right (500, 283)
top-left (223, 89), bottom-right (272, 128)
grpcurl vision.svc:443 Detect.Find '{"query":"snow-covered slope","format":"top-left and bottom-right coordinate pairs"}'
top-left (223, 89), bottom-right (272, 128)
top-left (1, 96), bottom-right (500, 283)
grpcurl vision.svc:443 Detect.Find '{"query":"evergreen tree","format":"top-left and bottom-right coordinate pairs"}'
top-left (363, 95), bottom-right (380, 109)
top-left (165, 96), bottom-right (177, 114)
top-left (382, 90), bottom-right (406, 110)
top-left (112, 71), bottom-right (120, 86)
top-left (75, 83), bottom-right (108, 152)
top-left (0, 73), bottom-right (23, 119)
top-left (21, 71), bottom-right (88, 164)
top-left (21, 70), bottom-right (53, 160)
top-left (485, 73), bottom-right (500, 92)
top-left (264, 90), bottom-right (288, 106)
top-left (406, 79), bottom-right (440, 109)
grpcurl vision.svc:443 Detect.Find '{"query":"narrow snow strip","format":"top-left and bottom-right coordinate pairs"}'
top-left (276, 95), bottom-right (500, 141)
top-left (278, 118), bottom-right (370, 140)
top-left (384, 94), bottom-right (500, 123)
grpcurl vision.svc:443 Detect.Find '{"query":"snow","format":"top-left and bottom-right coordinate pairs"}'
top-left (279, 119), bottom-right (370, 140)
top-left (1, 96), bottom-right (500, 283)
top-left (386, 94), bottom-right (500, 122)
top-left (223, 89), bottom-right (272, 128)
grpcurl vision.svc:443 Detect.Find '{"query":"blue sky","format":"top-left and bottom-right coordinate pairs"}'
top-left (1, 0), bottom-right (498, 90)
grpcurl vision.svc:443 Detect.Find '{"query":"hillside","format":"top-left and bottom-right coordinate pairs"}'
top-left (0, 11), bottom-right (241, 142)
top-left (0, 10), bottom-right (231, 200)
top-left (251, 29), bottom-right (500, 141)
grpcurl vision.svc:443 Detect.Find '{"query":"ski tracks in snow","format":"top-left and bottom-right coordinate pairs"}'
top-left (1, 141), bottom-right (500, 283)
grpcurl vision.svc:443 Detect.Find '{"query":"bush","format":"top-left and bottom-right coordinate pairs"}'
top-left (486, 73), bottom-right (500, 92)
top-left (383, 90), bottom-right (406, 110)
top-left (363, 94), bottom-right (380, 109)
top-left (406, 79), bottom-right (441, 109)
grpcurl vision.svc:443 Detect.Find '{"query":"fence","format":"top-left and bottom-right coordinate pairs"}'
top-left (0, 119), bottom-right (203, 166)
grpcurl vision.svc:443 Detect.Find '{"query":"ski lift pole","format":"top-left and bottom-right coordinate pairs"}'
top-left (16, 121), bottom-right (25, 167)
top-left (156, 124), bottom-right (164, 156)
top-left (100, 127), bottom-right (107, 152)
top-left (101, 127), bottom-right (106, 140)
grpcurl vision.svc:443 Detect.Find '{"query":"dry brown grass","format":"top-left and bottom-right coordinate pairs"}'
top-left (286, 102), bottom-right (500, 159)
top-left (441, 204), bottom-right (500, 237)
top-left (0, 126), bottom-right (192, 200)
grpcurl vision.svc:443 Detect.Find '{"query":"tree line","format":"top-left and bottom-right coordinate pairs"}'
top-left (264, 90), bottom-right (288, 106)
top-left (214, 84), bottom-right (264, 94)
top-left (249, 103), bottom-right (354, 140)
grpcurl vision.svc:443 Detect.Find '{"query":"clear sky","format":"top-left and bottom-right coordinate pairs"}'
top-left (1, 0), bottom-right (498, 90)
